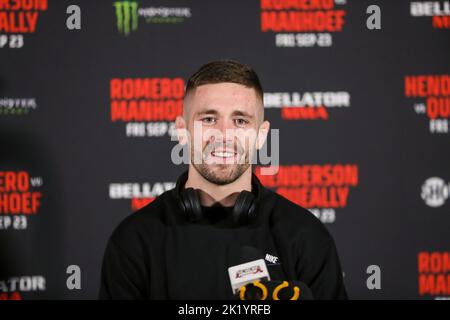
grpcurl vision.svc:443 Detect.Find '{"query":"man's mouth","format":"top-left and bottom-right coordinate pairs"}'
top-left (210, 150), bottom-right (237, 158)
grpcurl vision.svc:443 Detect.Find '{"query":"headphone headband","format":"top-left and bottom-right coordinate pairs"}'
top-left (174, 170), bottom-right (263, 225)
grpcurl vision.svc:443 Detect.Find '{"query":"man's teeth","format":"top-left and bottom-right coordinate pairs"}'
top-left (212, 151), bottom-right (235, 158)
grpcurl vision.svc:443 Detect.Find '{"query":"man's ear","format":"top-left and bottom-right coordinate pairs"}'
top-left (175, 116), bottom-right (188, 145)
top-left (256, 120), bottom-right (270, 150)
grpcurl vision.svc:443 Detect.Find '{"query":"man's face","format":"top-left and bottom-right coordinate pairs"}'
top-left (181, 82), bottom-right (265, 185)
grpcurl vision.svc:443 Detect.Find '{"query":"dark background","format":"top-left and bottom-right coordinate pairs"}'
top-left (0, 0), bottom-right (449, 299)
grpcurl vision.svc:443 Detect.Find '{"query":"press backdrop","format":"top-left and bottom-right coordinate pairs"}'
top-left (0, 0), bottom-right (449, 299)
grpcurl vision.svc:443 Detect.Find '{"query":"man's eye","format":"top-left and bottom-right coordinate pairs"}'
top-left (202, 117), bottom-right (216, 124)
top-left (235, 118), bottom-right (249, 126)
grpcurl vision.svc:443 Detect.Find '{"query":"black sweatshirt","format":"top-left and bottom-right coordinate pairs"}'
top-left (99, 173), bottom-right (348, 300)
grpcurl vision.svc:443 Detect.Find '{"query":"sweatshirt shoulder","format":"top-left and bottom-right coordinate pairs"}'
top-left (108, 190), bottom-right (173, 245)
top-left (267, 189), bottom-right (333, 243)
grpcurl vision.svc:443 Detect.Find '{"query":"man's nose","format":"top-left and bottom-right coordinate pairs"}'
top-left (216, 118), bottom-right (236, 137)
top-left (209, 121), bottom-right (235, 146)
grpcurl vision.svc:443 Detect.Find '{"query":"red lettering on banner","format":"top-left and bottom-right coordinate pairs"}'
top-left (419, 275), bottom-right (450, 295)
top-left (255, 165), bottom-right (358, 209)
top-left (111, 100), bottom-right (182, 122)
top-left (0, 0), bottom-right (48, 10)
top-left (0, 171), bottom-right (41, 215)
top-left (110, 78), bottom-right (185, 123)
top-left (0, 192), bottom-right (42, 214)
top-left (281, 106), bottom-right (329, 120)
top-left (418, 252), bottom-right (450, 296)
top-left (0, 292), bottom-right (22, 300)
top-left (427, 97), bottom-right (450, 119)
top-left (255, 165), bottom-right (359, 187)
top-left (261, 10), bottom-right (345, 32)
top-left (260, 0), bottom-right (334, 10)
top-left (0, 171), bottom-right (29, 192)
top-left (110, 78), bottom-right (185, 100)
top-left (0, 0), bottom-right (47, 33)
top-left (405, 75), bottom-right (450, 97)
top-left (433, 16), bottom-right (450, 29)
top-left (277, 186), bottom-right (349, 208)
top-left (131, 197), bottom-right (155, 212)
top-left (418, 252), bottom-right (450, 273)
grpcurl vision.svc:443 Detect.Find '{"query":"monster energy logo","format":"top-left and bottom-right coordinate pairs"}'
top-left (113, 1), bottom-right (138, 35)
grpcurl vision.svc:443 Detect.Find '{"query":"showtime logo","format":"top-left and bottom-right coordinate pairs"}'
top-left (0, 171), bottom-right (43, 231)
top-left (0, 275), bottom-right (46, 300)
top-left (421, 177), bottom-right (449, 208)
top-left (418, 252), bottom-right (450, 298)
top-left (109, 181), bottom-right (175, 211)
top-left (264, 91), bottom-right (350, 120)
top-left (0, 0), bottom-right (48, 48)
top-left (410, 1), bottom-right (450, 29)
top-left (260, 0), bottom-right (347, 48)
top-left (405, 75), bottom-right (450, 134)
top-left (255, 164), bottom-right (358, 223)
top-left (110, 77), bottom-right (184, 138)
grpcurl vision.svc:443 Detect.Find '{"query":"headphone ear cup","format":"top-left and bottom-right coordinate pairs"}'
top-left (232, 191), bottom-right (256, 226)
top-left (181, 188), bottom-right (203, 222)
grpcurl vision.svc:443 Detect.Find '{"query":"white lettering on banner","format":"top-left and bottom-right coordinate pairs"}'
top-left (264, 92), bottom-right (350, 108)
top-left (109, 182), bottom-right (175, 199)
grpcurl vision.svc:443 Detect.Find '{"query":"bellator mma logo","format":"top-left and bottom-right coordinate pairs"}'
top-left (0, 171), bottom-right (43, 231)
top-left (109, 181), bottom-right (175, 212)
top-left (0, 275), bottom-right (46, 300)
top-left (0, 0), bottom-right (48, 49)
top-left (110, 77), bottom-right (184, 138)
top-left (418, 251), bottom-right (450, 298)
top-left (260, 0), bottom-right (347, 48)
top-left (264, 91), bottom-right (350, 120)
top-left (405, 75), bottom-right (450, 134)
top-left (255, 164), bottom-right (358, 223)
top-left (410, 1), bottom-right (450, 29)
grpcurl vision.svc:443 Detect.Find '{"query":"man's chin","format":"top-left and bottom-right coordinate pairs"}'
top-left (193, 164), bottom-right (248, 185)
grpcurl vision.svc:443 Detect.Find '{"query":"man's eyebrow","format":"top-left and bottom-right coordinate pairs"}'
top-left (194, 109), bottom-right (219, 117)
top-left (232, 110), bottom-right (254, 118)
top-left (194, 108), bottom-right (255, 118)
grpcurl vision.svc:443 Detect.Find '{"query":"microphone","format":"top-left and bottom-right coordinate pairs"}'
top-left (237, 280), bottom-right (314, 300)
top-left (227, 246), bottom-right (271, 295)
top-left (227, 246), bottom-right (314, 300)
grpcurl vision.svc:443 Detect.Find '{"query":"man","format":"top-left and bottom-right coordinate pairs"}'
top-left (99, 60), bottom-right (348, 299)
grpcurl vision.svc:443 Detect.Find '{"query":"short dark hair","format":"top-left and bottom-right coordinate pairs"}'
top-left (185, 60), bottom-right (264, 102)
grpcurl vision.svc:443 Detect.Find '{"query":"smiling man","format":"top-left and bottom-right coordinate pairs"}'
top-left (99, 60), bottom-right (348, 300)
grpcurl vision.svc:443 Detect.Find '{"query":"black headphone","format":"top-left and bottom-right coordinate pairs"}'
top-left (175, 170), bottom-right (262, 226)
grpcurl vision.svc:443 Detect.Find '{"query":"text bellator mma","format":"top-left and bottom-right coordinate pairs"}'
top-left (0, 276), bottom-right (46, 292)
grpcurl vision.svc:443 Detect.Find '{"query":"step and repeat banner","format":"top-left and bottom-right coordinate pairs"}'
top-left (0, 0), bottom-right (449, 299)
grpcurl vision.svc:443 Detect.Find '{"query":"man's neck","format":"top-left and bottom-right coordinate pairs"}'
top-left (184, 166), bottom-right (252, 207)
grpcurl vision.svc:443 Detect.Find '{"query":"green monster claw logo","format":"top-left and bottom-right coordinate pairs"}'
top-left (113, 1), bottom-right (138, 35)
